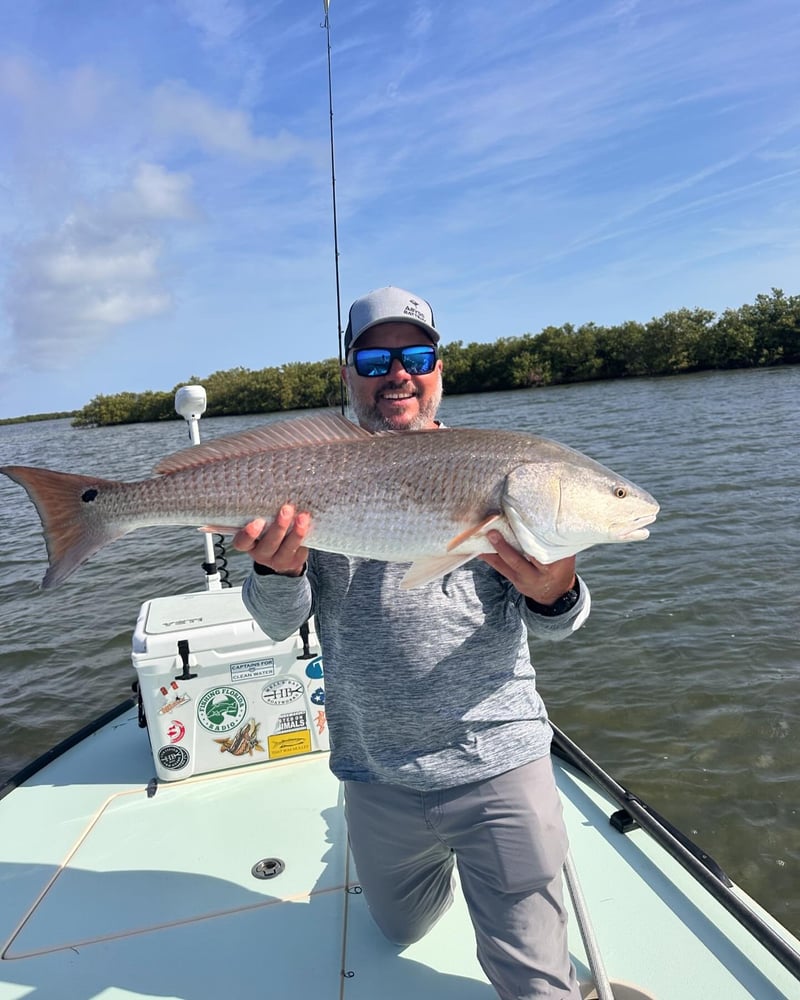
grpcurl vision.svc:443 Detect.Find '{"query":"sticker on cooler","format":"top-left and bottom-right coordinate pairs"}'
top-left (167, 720), bottom-right (186, 743)
top-left (305, 657), bottom-right (324, 679)
top-left (230, 657), bottom-right (277, 682)
top-left (261, 677), bottom-right (304, 706)
top-left (214, 719), bottom-right (265, 757)
top-left (158, 680), bottom-right (191, 715)
top-left (197, 687), bottom-right (247, 733)
top-left (268, 730), bottom-right (312, 759)
top-left (158, 745), bottom-right (190, 771)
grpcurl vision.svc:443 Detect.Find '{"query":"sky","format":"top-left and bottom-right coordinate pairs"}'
top-left (1, 0), bottom-right (799, 420)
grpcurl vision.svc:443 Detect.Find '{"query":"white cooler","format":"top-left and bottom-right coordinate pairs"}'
top-left (131, 587), bottom-right (327, 781)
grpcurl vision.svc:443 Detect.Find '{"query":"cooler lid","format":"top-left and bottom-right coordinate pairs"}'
top-left (142, 588), bottom-right (253, 634)
top-left (132, 587), bottom-right (263, 653)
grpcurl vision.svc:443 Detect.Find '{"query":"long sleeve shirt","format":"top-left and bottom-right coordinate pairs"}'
top-left (242, 554), bottom-right (590, 791)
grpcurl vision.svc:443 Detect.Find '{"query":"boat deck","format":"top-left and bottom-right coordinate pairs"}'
top-left (0, 705), bottom-right (798, 999)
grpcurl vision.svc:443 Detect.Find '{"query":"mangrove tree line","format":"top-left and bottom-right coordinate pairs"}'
top-left (71, 288), bottom-right (800, 427)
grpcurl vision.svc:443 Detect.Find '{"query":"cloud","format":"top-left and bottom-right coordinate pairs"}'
top-left (4, 163), bottom-right (194, 371)
top-left (0, 54), bottom-right (323, 388)
top-left (115, 162), bottom-right (197, 220)
top-left (172, 0), bottom-right (250, 46)
top-left (150, 81), bottom-right (322, 164)
top-left (0, 56), bottom-right (120, 152)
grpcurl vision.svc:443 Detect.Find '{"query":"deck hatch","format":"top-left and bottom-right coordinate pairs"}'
top-left (5, 754), bottom-right (344, 957)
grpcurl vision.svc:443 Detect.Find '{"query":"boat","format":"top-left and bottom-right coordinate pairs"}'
top-left (1, 387), bottom-right (799, 1000)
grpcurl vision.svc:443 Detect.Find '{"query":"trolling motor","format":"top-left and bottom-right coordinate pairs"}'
top-left (174, 385), bottom-right (223, 591)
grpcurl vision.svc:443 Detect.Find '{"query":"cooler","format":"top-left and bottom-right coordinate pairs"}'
top-left (131, 587), bottom-right (327, 781)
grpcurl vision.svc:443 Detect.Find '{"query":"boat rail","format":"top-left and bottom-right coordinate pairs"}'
top-left (550, 722), bottom-right (800, 982)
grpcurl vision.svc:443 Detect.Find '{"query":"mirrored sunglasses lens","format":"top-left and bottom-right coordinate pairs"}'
top-left (401, 347), bottom-right (436, 374)
top-left (354, 349), bottom-right (391, 376)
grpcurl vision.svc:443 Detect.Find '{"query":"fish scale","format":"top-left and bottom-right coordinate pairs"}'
top-left (0, 412), bottom-right (659, 590)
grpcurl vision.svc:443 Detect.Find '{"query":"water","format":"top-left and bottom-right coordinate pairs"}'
top-left (1, 367), bottom-right (798, 935)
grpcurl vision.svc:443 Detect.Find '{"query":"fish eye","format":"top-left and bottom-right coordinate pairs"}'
top-left (613, 485), bottom-right (628, 499)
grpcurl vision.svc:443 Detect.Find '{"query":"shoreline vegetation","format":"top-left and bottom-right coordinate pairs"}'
top-left (2, 288), bottom-right (798, 428)
top-left (0, 410), bottom-right (78, 425)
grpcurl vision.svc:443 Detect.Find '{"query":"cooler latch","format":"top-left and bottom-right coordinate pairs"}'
top-left (175, 638), bottom-right (197, 680)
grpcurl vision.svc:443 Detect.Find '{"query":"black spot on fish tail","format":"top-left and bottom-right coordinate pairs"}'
top-left (0, 465), bottom-right (130, 588)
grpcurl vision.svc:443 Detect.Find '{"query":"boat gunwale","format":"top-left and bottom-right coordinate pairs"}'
top-left (0, 697), bottom-right (137, 802)
top-left (551, 722), bottom-right (800, 983)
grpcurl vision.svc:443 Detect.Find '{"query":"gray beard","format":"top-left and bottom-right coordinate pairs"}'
top-left (348, 378), bottom-right (443, 432)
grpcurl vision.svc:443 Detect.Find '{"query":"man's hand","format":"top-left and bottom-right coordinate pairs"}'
top-left (479, 529), bottom-right (576, 605)
top-left (232, 504), bottom-right (310, 577)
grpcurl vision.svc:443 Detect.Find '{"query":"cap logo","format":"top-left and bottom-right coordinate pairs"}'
top-left (403, 302), bottom-right (427, 323)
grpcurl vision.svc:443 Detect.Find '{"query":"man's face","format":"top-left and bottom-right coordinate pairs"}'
top-left (342, 322), bottom-right (443, 432)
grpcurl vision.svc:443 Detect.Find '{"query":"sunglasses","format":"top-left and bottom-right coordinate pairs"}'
top-left (349, 345), bottom-right (438, 378)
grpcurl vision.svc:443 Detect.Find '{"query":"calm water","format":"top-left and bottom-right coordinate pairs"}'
top-left (1, 367), bottom-right (798, 935)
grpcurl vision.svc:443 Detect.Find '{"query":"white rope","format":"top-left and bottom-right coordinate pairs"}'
top-left (563, 849), bottom-right (616, 1000)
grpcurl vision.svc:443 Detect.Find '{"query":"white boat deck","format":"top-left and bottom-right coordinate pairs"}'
top-left (1, 705), bottom-right (798, 999)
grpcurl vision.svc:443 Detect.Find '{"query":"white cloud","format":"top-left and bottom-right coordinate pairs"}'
top-left (0, 55), bottom-right (118, 139)
top-left (172, 0), bottom-right (250, 47)
top-left (408, 2), bottom-right (433, 40)
top-left (150, 81), bottom-right (321, 164)
top-left (118, 163), bottom-right (196, 220)
top-left (5, 164), bottom-right (194, 370)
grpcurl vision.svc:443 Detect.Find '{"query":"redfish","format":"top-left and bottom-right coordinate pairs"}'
top-left (1, 412), bottom-right (659, 589)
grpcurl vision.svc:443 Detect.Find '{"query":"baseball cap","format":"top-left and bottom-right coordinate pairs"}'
top-left (344, 286), bottom-right (439, 353)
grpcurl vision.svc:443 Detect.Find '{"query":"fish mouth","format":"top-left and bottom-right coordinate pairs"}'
top-left (613, 510), bottom-right (659, 540)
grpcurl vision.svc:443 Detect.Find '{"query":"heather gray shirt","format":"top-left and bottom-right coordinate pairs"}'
top-left (242, 554), bottom-right (590, 791)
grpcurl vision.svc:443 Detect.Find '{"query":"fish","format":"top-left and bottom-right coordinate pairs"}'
top-left (0, 411), bottom-right (659, 590)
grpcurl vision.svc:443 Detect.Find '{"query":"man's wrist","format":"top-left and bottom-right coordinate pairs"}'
top-left (525, 577), bottom-right (580, 617)
top-left (252, 561), bottom-right (306, 578)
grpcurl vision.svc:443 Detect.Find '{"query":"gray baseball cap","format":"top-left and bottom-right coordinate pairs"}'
top-left (344, 286), bottom-right (439, 353)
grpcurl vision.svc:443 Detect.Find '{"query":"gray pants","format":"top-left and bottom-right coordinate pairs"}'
top-left (344, 755), bottom-right (580, 1000)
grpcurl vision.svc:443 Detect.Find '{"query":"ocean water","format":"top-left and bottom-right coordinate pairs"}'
top-left (1, 365), bottom-right (798, 934)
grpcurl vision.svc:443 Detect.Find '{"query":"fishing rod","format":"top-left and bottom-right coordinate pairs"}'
top-left (321, 1), bottom-right (347, 415)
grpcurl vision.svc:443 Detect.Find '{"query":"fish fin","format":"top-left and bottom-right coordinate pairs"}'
top-left (199, 524), bottom-right (242, 534)
top-left (445, 513), bottom-right (501, 552)
top-left (0, 466), bottom-right (128, 589)
top-left (503, 502), bottom-right (573, 564)
top-left (400, 553), bottom-right (477, 590)
top-left (154, 413), bottom-right (371, 474)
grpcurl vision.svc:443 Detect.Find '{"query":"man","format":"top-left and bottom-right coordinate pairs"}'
top-left (234, 286), bottom-right (588, 999)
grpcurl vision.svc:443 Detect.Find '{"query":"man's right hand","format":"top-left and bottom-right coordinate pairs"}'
top-left (232, 504), bottom-right (310, 577)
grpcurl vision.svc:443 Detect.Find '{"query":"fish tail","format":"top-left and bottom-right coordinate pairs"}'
top-left (1, 465), bottom-right (128, 589)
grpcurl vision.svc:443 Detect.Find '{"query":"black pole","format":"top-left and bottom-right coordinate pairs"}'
top-left (322, 3), bottom-right (346, 414)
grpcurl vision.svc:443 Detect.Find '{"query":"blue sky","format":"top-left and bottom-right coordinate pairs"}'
top-left (1, 0), bottom-right (799, 420)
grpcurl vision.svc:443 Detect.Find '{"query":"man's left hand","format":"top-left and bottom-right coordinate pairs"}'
top-left (478, 529), bottom-right (576, 606)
